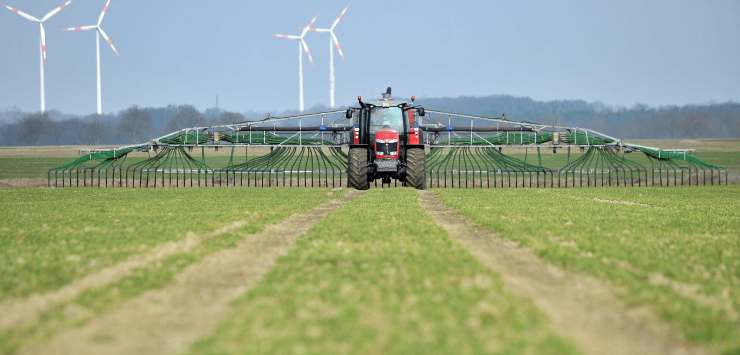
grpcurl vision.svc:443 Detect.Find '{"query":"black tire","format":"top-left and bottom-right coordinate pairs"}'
top-left (405, 147), bottom-right (426, 190)
top-left (348, 147), bottom-right (369, 190)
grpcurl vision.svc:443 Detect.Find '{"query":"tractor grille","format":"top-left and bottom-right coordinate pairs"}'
top-left (375, 159), bottom-right (399, 172)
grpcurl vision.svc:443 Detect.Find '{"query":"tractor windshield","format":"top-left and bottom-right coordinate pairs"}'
top-left (376, 142), bottom-right (399, 155)
top-left (369, 107), bottom-right (403, 134)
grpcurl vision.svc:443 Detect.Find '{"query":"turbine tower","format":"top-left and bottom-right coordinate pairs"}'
top-left (1, 1), bottom-right (73, 113)
top-left (312, 5), bottom-right (349, 108)
top-left (274, 16), bottom-right (317, 112)
top-left (65, 0), bottom-right (118, 115)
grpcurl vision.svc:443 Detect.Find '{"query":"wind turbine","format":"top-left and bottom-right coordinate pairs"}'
top-left (64, 0), bottom-right (118, 115)
top-left (312, 5), bottom-right (349, 108)
top-left (1, 1), bottom-right (73, 113)
top-left (274, 16), bottom-right (317, 113)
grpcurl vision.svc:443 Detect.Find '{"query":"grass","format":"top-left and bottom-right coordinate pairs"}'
top-left (0, 221), bottom-right (254, 354)
top-left (0, 157), bottom-right (74, 180)
top-left (435, 186), bottom-right (740, 354)
top-left (0, 142), bottom-right (737, 354)
top-left (0, 188), bottom-right (343, 355)
top-left (0, 188), bottom-right (334, 301)
top-left (190, 189), bottom-right (577, 355)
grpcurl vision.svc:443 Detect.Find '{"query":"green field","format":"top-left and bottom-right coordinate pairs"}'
top-left (191, 190), bottom-right (576, 355)
top-left (0, 188), bottom-right (340, 354)
top-left (0, 188), bottom-right (334, 301)
top-left (437, 187), bottom-right (740, 353)
top-left (0, 142), bottom-right (739, 354)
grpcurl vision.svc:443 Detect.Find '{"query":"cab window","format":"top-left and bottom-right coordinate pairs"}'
top-left (369, 107), bottom-right (403, 134)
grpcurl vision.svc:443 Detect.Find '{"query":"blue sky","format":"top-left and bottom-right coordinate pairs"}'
top-left (1, 0), bottom-right (739, 114)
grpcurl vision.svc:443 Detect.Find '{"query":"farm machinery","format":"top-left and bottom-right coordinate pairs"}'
top-left (49, 88), bottom-right (727, 189)
top-left (345, 87), bottom-right (426, 189)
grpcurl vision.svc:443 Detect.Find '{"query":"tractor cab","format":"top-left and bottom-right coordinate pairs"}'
top-left (370, 105), bottom-right (402, 170)
top-left (345, 87), bottom-right (427, 189)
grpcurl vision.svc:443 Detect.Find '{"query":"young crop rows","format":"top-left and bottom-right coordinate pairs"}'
top-left (1, 187), bottom-right (738, 354)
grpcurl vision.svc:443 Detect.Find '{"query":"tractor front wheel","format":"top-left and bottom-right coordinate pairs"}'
top-left (405, 147), bottom-right (426, 190)
top-left (348, 147), bottom-right (369, 190)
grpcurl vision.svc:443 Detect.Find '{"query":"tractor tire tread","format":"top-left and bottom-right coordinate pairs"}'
top-left (348, 148), bottom-right (369, 190)
top-left (406, 147), bottom-right (426, 190)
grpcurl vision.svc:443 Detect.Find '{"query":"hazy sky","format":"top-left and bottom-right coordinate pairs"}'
top-left (1, 0), bottom-right (738, 114)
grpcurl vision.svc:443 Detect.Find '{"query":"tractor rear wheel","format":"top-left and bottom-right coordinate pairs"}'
top-left (405, 147), bottom-right (426, 190)
top-left (348, 147), bottom-right (369, 190)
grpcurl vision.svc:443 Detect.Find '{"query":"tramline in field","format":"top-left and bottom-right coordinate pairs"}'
top-left (49, 88), bottom-right (727, 189)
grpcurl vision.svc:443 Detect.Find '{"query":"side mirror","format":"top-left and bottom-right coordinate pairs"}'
top-left (417, 107), bottom-right (426, 117)
top-left (345, 109), bottom-right (353, 119)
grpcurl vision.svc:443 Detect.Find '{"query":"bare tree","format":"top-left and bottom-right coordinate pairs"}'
top-left (17, 113), bottom-right (53, 145)
top-left (164, 105), bottom-right (206, 132)
top-left (678, 112), bottom-right (714, 138)
top-left (213, 111), bottom-right (246, 125)
top-left (118, 106), bottom-right (153, 143)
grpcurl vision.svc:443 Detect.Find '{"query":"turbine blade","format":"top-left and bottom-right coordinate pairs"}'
top-left (300, 15), bottom-right (318, 37)
top-left (41, 0), bottom-right (72, 22)
top-left (274, 34), bottom-right (300, 40)
top-left (97, 0), bottom-right (111, 26)
top-left (331, 5), bottom-right (349, 30)
top-left (1, 3), bottom-right (40, 22)
top-left (331, 32), bottom-right (344, 57)
top-left (64, 25), bottom-right (97, 32)
top-left (300, 38), bottom-right (313, 64)
top-left (98, 27), bottom-right (118, 55)
top-left (40, 24), bottom-right (47, 63)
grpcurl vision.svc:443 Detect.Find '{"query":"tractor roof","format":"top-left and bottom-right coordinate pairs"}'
top-left (367, 98), bottom-right (408, 107)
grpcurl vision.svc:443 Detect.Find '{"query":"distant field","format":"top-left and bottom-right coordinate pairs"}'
top-left (0, 146), bottom-right (271, 180)
top-left (628, 139), bottom-right (740, 152)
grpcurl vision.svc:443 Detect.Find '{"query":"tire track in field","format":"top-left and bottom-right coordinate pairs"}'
top-left (0, 215), bottom-right (254, 331)
top-left (0, 178), bottom-right (47, 188)
top-left (419, 191), bottom-right (707, 355)
top-left (19, 190), bottom-right (361, 355)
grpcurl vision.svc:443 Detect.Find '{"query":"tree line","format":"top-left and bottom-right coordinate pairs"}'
top-left (0, 105), bottom-right (250, 146)
top-left (1, 96), bottom-right (739, 146)
top-left (416, 96), bottom-right (740, 139)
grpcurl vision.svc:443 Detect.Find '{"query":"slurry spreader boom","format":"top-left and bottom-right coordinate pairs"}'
top-left (49, 88), bottom-right (726, 189)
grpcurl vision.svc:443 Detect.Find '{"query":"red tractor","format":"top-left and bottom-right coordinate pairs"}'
top-left (345, 87), bottom-right (426, 190)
